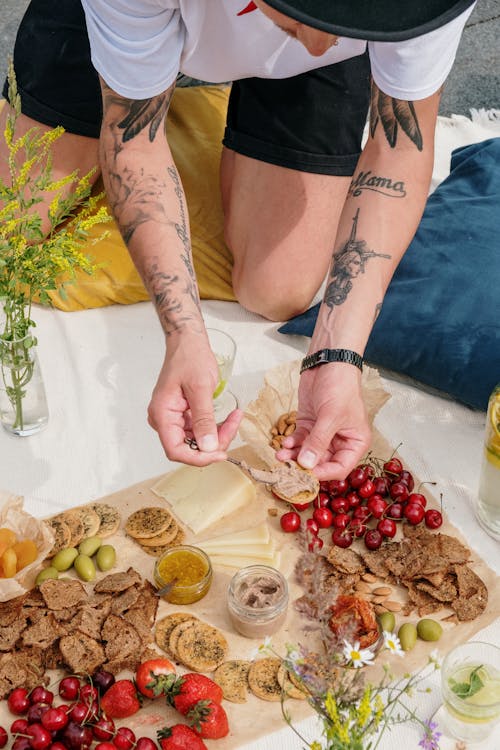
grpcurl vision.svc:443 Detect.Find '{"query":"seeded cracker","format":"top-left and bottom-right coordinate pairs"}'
top-left (91, 503), bottom-right (121, 538)
top-left (213, 660), bottom-right (251, 703)
top-left (248, 657), bottom-right (282, 702)
top-left (55, 510), bottom-right (85, 547)
top-left (139, 528), bottom-right (185, 556)
top-left (125, 507), bottom-right (173, 539)
top-left (277, 664), bottom-right (307, 700)
top-left (176, 622), bottom-right (228, 672)
top-left (137, 517), bottom-right (178, 547)
top-left (155, 613), bottom-right (198, 654)
top-left (168, 618), bottom-right (199, 660)
top-left (71, 506), bottom-right (101, 538)
top-left (43, 517), bottom-right (72, 558)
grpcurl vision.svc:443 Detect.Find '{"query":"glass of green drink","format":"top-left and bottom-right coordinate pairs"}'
top-left (206, 328), bottom-right (237, 423)
top-left (440, 641), bottom-right (500, 743)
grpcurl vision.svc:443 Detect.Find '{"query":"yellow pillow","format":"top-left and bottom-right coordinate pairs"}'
top-left (1, 86), bottom-right (235, 311)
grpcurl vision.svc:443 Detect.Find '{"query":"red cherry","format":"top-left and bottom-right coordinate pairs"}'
top-left (306, 518), bottom-right (319, 535)
top-left (358, 479), bottom-right (375, 499)
top-left (290, 501), bottom-right (312, 512)
top-left (11, 719), bottom-right (29, 735)
top-left (27, 704), bottom-right (50, 724)
top-left (13, 738), bottom-right (31, 750)
top-left (390, 481), bottom-right (410, 502)
top-left (314, 491), bottom-right (330, 509)
top-left (377, 518), bottom-right (397, 538)
top-left (328, 478), bottom-right (348, 496)
top-left (404, 503), bottom-right (425, 525)
top-left (366, 497), bottom-right (388, 519)
top-left (331, 528), bottom-right (353, 548)
top-left (345, 491), bottom-right (361, 509)
top-left (280, 511), bottom-right (301, 533)
top-left (349, 518), bottom-right (367, 538)
top-left (92, 718), bottom-right (116, 742)
top-left (360, 463), bottom-right (376, 480)
top-left (68, 703), bottom-right (91, 726)
top-left (308, 535), bottom-right (324, 552)
top-left (112, 728), bottom-right (136, 750)
top-left (60, 722), bottom-right (94, 750)
top-left (330, 497), bottom-right (350, 514)
top-left (332, 513), bottom-right (351, 530)
top-left (26, 724), bottom-right (52, 750)
top-left (8, 688), bottom-right (31, 715)
top-left (347, 466), bottom-right (367, 489)
top-left (59, 677), bottom-right (81, 702)
top-left (312, 507), bottom-right (334, 529)
top-left (135, 740), bottom-right (157, 750)
top-left (407, 492), bottom-right (427, 508)
top-left (364, 529), bottom-right (383, 550)
top-left (425, 509), bottom-right (443, 529)
top-left (399, 470), bottom-right (415, 491)
top-left (95, 744), bottom-right (116, 750)
top-left (353, 506), bottom-right (370, 522)
top-left (41, 707), bottom-right (68, 733)
top-left (30, 688), bottom-right (53, 706)
top-left (49, 743), bottom-right (68, 750)
top-left (385, 502), bottom-right (404, 520)
top-left (79, 685), bottom-right (98, 705)
top-left (0, 728), bottom-right (7, 749)
top-left (372, 476), bottom-right (390, 496)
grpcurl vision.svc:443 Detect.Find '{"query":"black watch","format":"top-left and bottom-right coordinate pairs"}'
top-left (300, 348), bottom-right (363, 374)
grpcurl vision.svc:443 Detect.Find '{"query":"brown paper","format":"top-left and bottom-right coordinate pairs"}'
top-left (0, 493), bottom-right (55, 601)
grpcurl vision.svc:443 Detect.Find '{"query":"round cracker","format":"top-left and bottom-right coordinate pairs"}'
top-left (55, 510), bottom-right (85, 547)
top-left (138, 528), bottom-right (186, 557)
top-left (44, 517), bottom-right (72, 558)
top-left (277, 664), bottom-right (307, 700)
top-left (154, 613), bottom-right (198, 654)
top-left (168, 618), bottom-right (199, 659)
top-left (125, 507), bottom-right (173, 539)
top-left (137, 517), bottom-right (178, 547)
top-left (72, 506), bottom-right (101, 538)
top-left (213, 660), bottom-right (250, 703)
top-left (248, 657), bottom-right (282, 702)
top-left (91, 503), bottom-right (121, 538)
top-left (176, 622), bottom-right (228, 672)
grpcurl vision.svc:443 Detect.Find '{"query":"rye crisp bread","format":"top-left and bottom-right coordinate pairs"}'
top-left (125, 507), bottom-right (173, 539)
top-left (94, 568), bottom-right (143, 594)
top-left (213, 660), bottom-right (250, 703)
top-left (248, 657), bottom-right (282, 702)
top-left (39, 578), bottom-right (87, 609)
top-left (59, 632), bottom-right (106, 675)
top-left (176, 622), bottom-right (228, 672)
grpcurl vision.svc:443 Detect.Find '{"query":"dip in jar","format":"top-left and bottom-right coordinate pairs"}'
top-left (227, 565), bottom-right (288, 638)
top-left (154, 545), bottom-right (212, 604)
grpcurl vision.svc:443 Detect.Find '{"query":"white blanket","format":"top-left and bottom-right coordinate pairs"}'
top-left (2, 111), bottom-right (500, 749)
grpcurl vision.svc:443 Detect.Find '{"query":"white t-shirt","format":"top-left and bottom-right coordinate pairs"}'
top-left (81, 0), bottom-right (474, 102)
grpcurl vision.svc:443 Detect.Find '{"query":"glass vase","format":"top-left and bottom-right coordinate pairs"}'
top-left (0, 332), bottom-right (49, 436)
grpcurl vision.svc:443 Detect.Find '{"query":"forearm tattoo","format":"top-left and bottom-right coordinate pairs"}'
top-left (100, 82), bottom-right (201, 334)
top-left (349, 171), bottom-right (406, 199)
top-left (369, 81), bottom-right (423, 151)
top-left (323, 209), bottom-right (390, 315)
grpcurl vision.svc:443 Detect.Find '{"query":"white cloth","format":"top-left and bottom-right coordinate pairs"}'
top-left (1, 111), bottom-right (500, 749)
top-left (81, 0), bottom-right (474, 100)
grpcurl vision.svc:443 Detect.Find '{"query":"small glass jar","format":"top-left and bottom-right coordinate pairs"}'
top-left (154, 545), bottom-right (212, 605)
top-left (227, 565), bottom-right (288, 639)
top-left (475, 383), bottom-right (500, 540)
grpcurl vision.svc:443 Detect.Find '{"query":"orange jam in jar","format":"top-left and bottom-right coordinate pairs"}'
top-left (154, 545), bottom-right (212, 604)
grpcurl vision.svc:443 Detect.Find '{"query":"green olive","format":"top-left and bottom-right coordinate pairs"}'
top-left (398, 623), bottom-right (418, 652)
top-left (35, 566), bottom-right (59, 585)
top-left (78, 536), bottom-right (102, 557)
top-left (95, 544), bottom-right (116, 572)
top-left (416, 618), bottom-right (443, 642)
top-left (51, 547), bottom-right (79, 572)
top-left (378, 611), bottom-right (396, 633)
top-left (73, 553), bottom-right (96, 581)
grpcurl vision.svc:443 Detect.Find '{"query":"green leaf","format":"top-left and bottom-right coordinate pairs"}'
top-left (450, 665), bottom-right (484, 699)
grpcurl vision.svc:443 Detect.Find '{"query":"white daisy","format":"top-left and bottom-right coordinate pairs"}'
top-left (383, 630), bottom-right (404, 657)
top-left (249, 636), bottom-right (273, 661)
top-left (343, 639), bottom-right (375, 668)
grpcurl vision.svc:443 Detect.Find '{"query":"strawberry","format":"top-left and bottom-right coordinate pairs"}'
top-left (167, 673), bottom-right (223, 715)
top-left (187, 699), bottom-right (229, 740)
top-left (157, 724), bottom-right (208, 750)
top-left (100, 679), bottom-right (141, 719)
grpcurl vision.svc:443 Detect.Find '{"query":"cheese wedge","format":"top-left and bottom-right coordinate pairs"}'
top-left (152, 462), bottom-right (256, 534)
top-left (207, 551), bottom-right (282, 570)
top-left (197, 523), bottom-right (270, 549)
top-left (199, 541), bottom-right (277, 560)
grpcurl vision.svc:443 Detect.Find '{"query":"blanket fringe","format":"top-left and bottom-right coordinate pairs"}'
top-left (469, 108), bottom-right (500, 126)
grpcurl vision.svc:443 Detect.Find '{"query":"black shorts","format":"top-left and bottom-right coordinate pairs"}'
top-left (4, 0), bottom-right (371, 176)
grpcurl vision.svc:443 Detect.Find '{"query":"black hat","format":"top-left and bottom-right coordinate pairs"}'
top-left (263, 0), bottom-right (475, 41)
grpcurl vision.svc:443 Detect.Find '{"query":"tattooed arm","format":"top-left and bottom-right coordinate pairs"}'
top-left (279, 81), bottom-right (441, 480)
top-left (99, 79), bottom-right (242, 463)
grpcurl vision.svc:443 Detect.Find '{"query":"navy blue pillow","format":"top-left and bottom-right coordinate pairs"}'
top-left (279, 138), bottom-right (500, 411)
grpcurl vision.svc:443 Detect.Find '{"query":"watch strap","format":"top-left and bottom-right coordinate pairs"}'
top-left (300, 348), bottom-right (363, 374)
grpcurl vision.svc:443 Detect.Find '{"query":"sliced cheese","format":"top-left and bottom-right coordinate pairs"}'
top-left (197, 523), bottom-right (270, 549)
top-left (199, 541), bottom-right (277, 560)
top-left (151, 461), bottom-right (256, 534)
top-left (207, 551), bottom-right (282, 570)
